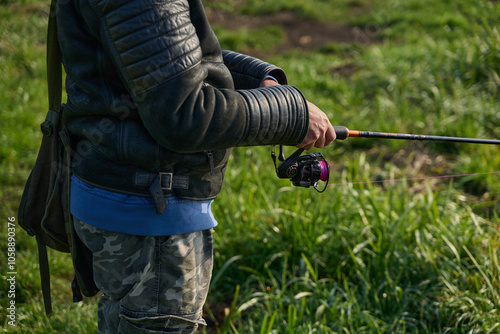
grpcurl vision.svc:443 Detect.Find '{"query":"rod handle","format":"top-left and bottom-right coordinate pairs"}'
top-left (333, 126), bottom-right (349, 140)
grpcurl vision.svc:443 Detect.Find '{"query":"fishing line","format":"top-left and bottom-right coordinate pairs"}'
top-left (328, 171), bottom-right (500, 187)
top-left (328, 126), bottom-right (500, 187)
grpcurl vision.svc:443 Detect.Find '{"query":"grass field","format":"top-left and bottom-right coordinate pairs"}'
top-left (1, 0), bottom-right (500, 332)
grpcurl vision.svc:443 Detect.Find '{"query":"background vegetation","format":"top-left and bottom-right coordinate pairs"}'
top-left (1, 0), bottom-right (499, 332)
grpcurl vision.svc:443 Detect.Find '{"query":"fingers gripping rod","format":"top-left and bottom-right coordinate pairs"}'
top-left (333, 126), bottom-right (500, 145)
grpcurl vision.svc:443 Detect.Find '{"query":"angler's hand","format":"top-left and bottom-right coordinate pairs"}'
top-left (259, 79), bottom-right (336, 150)
top-left (297, 101), bottom-right (336, 150)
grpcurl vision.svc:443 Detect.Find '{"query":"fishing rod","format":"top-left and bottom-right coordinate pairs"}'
top-left (332, 126), bottom-right (500, 145)
top-left (272, 126), bottom-right (500, 192)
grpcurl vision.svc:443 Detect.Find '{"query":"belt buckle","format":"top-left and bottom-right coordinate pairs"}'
top-left (158, 172), bottom-right (173, 190)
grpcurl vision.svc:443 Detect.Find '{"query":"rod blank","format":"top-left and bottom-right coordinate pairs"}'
top-left (333, 126), bottom-right (500, 145)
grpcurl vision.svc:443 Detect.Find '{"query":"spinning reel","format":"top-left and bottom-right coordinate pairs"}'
top-left (272, 145), bottom-right (330, 192)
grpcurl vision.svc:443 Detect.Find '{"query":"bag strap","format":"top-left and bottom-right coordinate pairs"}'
top-left (37, 236), bottom-right (52, 316)
top-left (38, 0), bottom-right (63, 317)
top-left (47, 0), bottom-right (62, 114)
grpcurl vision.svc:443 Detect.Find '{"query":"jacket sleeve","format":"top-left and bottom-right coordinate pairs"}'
top-left (87, 0), bottom-right (308, 153)
top-left (222, 50), bottom-right (288, 89)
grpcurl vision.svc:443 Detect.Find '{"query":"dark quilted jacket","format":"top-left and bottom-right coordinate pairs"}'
top-left (56, 0), bottom-right (309, 205)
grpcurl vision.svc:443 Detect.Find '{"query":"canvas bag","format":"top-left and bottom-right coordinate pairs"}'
top-left (17, 0), bottom-right (99, 317)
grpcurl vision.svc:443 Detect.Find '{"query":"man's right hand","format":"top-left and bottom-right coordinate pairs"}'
top-left (297, 101), bottom-right (336, 150)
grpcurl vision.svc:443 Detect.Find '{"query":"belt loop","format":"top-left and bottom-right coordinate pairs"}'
top-left (149, 175), bottom-right (166, 215)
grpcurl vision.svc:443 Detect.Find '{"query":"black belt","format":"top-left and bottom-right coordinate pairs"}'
top-left (135, 172), bottom-right (189, 215)
top-left (135, 172), bottom-right (189, 190)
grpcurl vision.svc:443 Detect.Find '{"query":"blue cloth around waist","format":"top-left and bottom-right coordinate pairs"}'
top-left (70, 175), bottom-right (218, 236)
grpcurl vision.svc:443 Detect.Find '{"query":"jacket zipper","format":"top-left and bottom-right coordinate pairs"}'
top-left (207, 151), bottom-right (215, 175)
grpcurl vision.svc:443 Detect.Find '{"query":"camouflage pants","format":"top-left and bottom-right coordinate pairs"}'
top-left (73, 218), bottom-right (213, 334)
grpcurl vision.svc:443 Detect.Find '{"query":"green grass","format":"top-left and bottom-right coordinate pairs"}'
top-left (1, 0), bottom-right (500, 333)
top-left (213, 24), bottom-right (285, 54)
top-left (205, 0), bottom-right (371, 23)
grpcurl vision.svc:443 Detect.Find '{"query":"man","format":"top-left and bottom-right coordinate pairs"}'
top-left (56, 0), bottom-right (336, 332)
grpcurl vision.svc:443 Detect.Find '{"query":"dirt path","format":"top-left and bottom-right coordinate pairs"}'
top-left (205, 8), bottom-right (373, 55)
